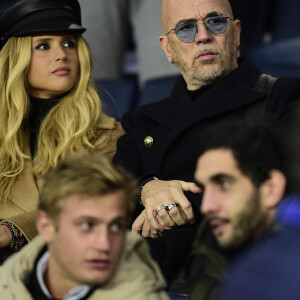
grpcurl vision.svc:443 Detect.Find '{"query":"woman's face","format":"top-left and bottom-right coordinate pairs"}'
top-left (27, 34), bottom-right (79, 99)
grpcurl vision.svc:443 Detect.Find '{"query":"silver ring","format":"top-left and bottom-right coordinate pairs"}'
top-left (151, 231), bottom-right (160, 236)
top-left (155, 205), bottom-right (165, 216)
top-left (165, 203), bottom-right (177, 212)
top-left (150, 231), bottom-right (161, 238)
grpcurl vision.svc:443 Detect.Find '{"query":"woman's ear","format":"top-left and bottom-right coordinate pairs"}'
top-left (260, 170), bottom-right (287, 209)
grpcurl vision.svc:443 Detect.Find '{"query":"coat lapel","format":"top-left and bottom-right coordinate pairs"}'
top-left (140, 58), bottom-right (267, 166)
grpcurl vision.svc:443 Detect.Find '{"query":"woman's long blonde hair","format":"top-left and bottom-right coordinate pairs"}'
top-left (0, 35), bottom-right (102, 203)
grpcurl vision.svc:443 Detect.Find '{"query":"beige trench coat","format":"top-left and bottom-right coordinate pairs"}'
top-left (0, 113), bottom-right (124, 242)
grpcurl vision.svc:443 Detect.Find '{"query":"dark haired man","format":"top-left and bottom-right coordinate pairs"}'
top-left (219, 117), bottom-right (300, 300)
top-left (187, 120), bottom-right (287, 299)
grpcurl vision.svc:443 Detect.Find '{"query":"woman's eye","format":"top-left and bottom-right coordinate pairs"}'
top-left (63, 41), bottom-right (76, 48)
top-left (36, 43), bottom-right (50, 50)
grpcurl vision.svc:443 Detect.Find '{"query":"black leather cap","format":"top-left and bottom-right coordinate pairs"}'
top-left (0, 0), bottom-right (86, 50)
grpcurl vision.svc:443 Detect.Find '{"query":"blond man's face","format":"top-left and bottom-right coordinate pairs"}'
top-left (39, 191), bottom-right (127, 290)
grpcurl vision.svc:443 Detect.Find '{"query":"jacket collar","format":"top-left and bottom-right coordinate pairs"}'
top-left (98, 113), bottom-right (118, 129)
top-left (140, 57), bottom-right (265, 129)
top-left (0, 232), bottom-right (166, 299)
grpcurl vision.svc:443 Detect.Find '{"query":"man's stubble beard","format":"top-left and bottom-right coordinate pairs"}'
top-left (220, 190), bottom-right (270, 251)
top-left (172, 40), bottom-right (238, 89)
top-left (189, 55), bottom-right (228, 87)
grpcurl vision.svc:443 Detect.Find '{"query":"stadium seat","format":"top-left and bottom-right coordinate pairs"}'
top-left (245, 0), bottom-right (300, 78)
top-left (272, 0), bottom-right (300, 41)
top-left (139, 75), bottom-right (179, 107)
top-left (95, 78), bottom-right (139, 121)
top-left (247, 37), bottom-right (300, 78)
top-left (168, 293), bottom-right (189, 300)
top-left (0, 1), bottom-right (16, 12)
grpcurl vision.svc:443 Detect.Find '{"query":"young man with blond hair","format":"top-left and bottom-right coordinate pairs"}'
top-left (0, 154), bottom-right (168, 300)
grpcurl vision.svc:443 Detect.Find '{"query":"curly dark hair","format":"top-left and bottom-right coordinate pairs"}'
top-left (196, 120), bottom-right (286, 188)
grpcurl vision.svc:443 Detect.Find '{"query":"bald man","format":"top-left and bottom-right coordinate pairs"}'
top-left (114, 0), bottom-right (300, 290)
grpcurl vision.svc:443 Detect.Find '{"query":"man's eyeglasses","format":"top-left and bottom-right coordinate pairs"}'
top-left (166, 15), bottom-right (233, 43)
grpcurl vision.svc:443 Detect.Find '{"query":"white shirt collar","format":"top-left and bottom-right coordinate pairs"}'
top-left (36, 251), bottom-right (93, 300)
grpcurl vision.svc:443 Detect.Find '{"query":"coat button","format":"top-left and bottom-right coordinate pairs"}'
top-left (144, 136), bottom-right (154, 147)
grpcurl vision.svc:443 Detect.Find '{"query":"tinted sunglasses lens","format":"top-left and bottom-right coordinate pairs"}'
top-left (205, 16), bottom-right (228, 35)
top-left (175, 22), bottom-right (197, 42)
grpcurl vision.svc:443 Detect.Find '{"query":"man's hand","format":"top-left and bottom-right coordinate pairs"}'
top-left (141, 179), bottom-right (202, 231)
top-left (132, 210), bottom-right (162, 238)
top-left (0, 225), bottom-right (12, 248)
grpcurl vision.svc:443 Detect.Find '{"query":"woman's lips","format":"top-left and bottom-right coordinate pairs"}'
top-left (52, 67), bottom-right (70, 75)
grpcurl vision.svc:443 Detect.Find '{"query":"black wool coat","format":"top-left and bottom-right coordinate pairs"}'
top-left (114, 57), bottom-right (300, 284)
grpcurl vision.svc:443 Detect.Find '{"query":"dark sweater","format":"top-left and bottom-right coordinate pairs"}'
top-left (28, 95), bottom-right (61, 157)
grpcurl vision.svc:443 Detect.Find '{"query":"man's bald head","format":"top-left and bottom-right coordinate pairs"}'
top-left (159, 0), bottom-right (240, 91)
top-left (161, 0), bottom-right (171, 33)
top-left (161, 0), bottom-right (234, 33)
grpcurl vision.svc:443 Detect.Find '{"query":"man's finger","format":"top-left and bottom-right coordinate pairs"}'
top-left (168, 185), bottom-right (195, 223)
top-left (141, 219), bottom-right (152, 237)
top-left (132, 211), bottom-right (146, 233)
top-left (166, 205), bottom-right (186, 226)
top-left (180, 181), bottom-right (202, 193)
top-left (146, 206), bottom-right (164, 231)
top-left (155, 206), bottom-right (177, 227)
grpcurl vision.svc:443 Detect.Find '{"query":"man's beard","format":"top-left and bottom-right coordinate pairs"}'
top-left (187, 52), bottom-right (233, 88)
top-left (171, 39), bottom-right (238, 89)
top-left (221, 190), bottom-right (269, 251)
top-left (189, 62), bottom-right (227, 87)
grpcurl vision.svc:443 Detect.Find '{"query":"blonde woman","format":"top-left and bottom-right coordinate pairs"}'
top-left (0, 0), bottom-right (124, 261)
